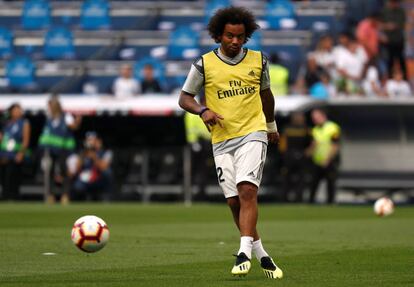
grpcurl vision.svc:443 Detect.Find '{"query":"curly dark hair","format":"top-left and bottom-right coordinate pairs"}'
top-left (207, 6), bottom-right (259, 44)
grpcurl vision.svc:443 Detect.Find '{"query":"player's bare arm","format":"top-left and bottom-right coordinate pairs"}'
top-left (179, 90), bottom-right (224, 128)
top-left (260, 88), bottom-right (279, 144)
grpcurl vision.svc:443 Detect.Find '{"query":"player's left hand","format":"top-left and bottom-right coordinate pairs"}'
top-left (268, 132), bottom-right (279, 144)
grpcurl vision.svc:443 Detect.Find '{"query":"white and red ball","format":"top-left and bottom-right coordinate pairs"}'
top-left (373, 197), bottom-right (394, 217)
top-left (71, 215), bottom-right (109, 253)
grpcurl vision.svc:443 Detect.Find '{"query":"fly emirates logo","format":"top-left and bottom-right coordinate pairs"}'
top-left (217, 80), bottom-right (256, 99)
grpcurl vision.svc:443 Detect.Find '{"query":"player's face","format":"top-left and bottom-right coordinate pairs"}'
top-left (219, 24), bottom-right (246, 58)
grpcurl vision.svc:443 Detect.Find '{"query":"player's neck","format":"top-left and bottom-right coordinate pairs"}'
top-left (219, 46), bottom-right (243, 60)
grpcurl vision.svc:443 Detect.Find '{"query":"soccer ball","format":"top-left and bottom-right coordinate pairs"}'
top-left (71, 215), bottom-right (110, 253)
top-left (373, 197), bottom-right (394, 217)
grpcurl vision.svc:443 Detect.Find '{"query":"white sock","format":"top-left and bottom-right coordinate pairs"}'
top-left (252, 239), bottom-right (269, 261)
top-left (237, 236), bottom-right (254, 259)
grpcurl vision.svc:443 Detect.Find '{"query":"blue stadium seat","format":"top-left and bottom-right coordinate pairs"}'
top-left (264, 0), bottom-right (296, 30)
top-left (44, 27), bottom-right (75, 60)
top-left (21, 0), bottom-right (51, 30)
top-left (80, 0), bottom-right (111, 30)
top-left (204, 0), bottom-right (230, 23)
top-left (168, 26), bottom-right (200, 60)
top-left (0, 28), bottom-right (13, 59)
top-left (6, 57), bottom-right (36, 88)
top-left (244, 31), bottom-right (262, 51)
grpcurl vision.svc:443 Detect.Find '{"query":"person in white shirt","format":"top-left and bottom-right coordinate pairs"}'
top-left (112, 64), bottom-right (141, 99)
top-left (335, 34), bottom-right (368, 95)
top-left (309, 35), bottom-right (336, 79)
top-left (362, 61), bottom-right (385, 97)
top-left (385, 70), bottom-right (412, 98)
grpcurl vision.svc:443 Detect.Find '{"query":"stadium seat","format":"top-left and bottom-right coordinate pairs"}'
top-left (80, 0), bottom-right (111, 30)
top-left (264, 0), bottom-right (297, 30)
top-left (168, 26), bottom-right (200, 60)
top-left (0, 28), bottom-right (13, 59)
top-left (5, 57), bottom-right (36, 88)
top-left (204, 0), bottom-right (230, 23)
top-left (244, 31), bottom-right (262, 51)
top-left (44, 27), bottom-right (75, 60)
top-left (21, 0), bottom-right (51, 30)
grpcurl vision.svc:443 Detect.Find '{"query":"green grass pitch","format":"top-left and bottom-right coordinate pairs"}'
top-left (0, 203), bottom-right (413, 286)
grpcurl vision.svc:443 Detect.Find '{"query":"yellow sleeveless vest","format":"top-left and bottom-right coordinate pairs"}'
top-left (203, 49), bottom-right (266, 144)
top-left (269, 64), bottom-right (289, 96)
top-left (312, 121), bottom-right (341, 165)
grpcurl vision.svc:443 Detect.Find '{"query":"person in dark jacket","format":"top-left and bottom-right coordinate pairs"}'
top-left (0, 103), bottom-right (30, 200)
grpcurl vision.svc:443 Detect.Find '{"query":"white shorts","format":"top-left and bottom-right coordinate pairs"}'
top-left (214, 141), bottom-right (267, 198)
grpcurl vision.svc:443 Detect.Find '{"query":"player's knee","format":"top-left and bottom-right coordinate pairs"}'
top-left (237, 182), bottom-right (258, 202)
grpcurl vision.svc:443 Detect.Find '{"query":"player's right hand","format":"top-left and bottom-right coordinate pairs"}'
top-left (268, 131), bottom-right (279, 144)
top-left (201, 110), bottom-right (224, 129)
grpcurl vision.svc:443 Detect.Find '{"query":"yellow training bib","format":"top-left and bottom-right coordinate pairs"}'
top-left (203, 49), bottom-right (266, 144)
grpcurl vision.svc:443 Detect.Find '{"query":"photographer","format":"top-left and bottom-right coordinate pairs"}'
top-left (68, 132), bottom-right (113, 201)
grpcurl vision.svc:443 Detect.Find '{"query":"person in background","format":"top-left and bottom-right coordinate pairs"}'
top-left (292, 56), bottom-right (324, 94)
top-left (68, 132), bottom-right (113, 201)
top-left (356, 13), bottom-right (382, 61)
top-left (184, 112), bottom-right (212, 200)
top-left (39, 95), bottom-right (81, 204)
top-left (304, 57), bottom-right (324, 93)
top-left (141, 64), bottom-right (162, 94)
top-left (307, 109), bottom-right (341, 204)
top-left (335, 34), bottom-right (368, 95)
top-left (381, 0), bottom-right (407, 79)
top-left (309, 71), bottom-right (337, 99)
top-left (385, 69), bottom-right (412, 98)
top-left (279, 112), bottom-right (311, 203)
top-left (268, 53), bottom-right (289, 96)
top-left (406, 10), bottom-right (414, 88)
top-left (0, 103), bottom-right (30, 200)
top-left (309, 35), bottom-right (336, 80)
top-left (362, 59), bottom-right (385, 97)
top-left (112, 64), bottom-right (141, 99)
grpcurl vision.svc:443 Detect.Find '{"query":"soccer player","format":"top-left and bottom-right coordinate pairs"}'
top-left (178, 6), bottom-right (283, 279)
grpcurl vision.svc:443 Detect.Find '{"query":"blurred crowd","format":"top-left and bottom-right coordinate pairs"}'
top-left (280, 0), bottom-right (414, 98)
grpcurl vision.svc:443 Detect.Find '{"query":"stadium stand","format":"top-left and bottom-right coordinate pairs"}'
top-left (167, 26), bottom-right (200, 60)
top-left (264, 0), bottom-right (296, 30)
top-left (5, 56), bottom-right (36, 90)
top-left (43, 27), bottom-right (75, 60)
top-left (21, 0), bottom-right (51, 30)
top-left (80, 0), bottom-right (111, 30)
top-left (0, 0), bottom-right (413, 203)
top-left (0, 28), bottom-right (13, 59)
top-left (0, 0), bottom-right (344, 93)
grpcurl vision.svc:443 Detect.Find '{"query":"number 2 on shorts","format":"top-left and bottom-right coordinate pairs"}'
top-left (216, 167), bottom-right (225, 183)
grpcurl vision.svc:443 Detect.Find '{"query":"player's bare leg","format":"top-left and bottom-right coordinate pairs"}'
top-left (237, 182), bottom-right (258, 238)
top-left (227, 183), bottom-right (283, 279)
top-left (227, 196), bottom-right (259, 240)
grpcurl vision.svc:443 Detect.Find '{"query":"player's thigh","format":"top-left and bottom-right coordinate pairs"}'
top-left (234, 141), bottom-right (267, 187)
top-left (214, 153), bottom-right (237, 198)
